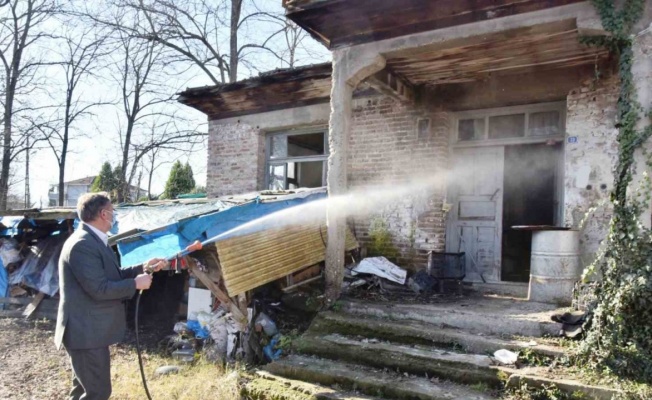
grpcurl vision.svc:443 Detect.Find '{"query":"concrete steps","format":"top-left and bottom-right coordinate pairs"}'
top-left (311, 311), bottom-right (564, 357)
top-left (265, 354), bottom-right (495, 400)
top-left (291, 333), bottom-right (618, 399)
top-left (294, 333), bottom-right (505, 387)
top-left (337, 298), bottom-right (562, 338)
top-left (245, 371), bottom-right (381, 400)
top-left (261, 296), bottom-right (618, 400)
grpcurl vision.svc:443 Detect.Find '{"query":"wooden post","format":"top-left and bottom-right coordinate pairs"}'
top-left (22, 292), bottom-right (45, 318)
top-left (186, 258), bottom-right (247, 329)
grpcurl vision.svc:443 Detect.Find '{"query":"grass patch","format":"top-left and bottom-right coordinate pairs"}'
top-left (502, 382), bottom-right (587, 400)
top-left (470, 382), bottom-right (491, 393)
top-left (110, 346), bottom-right (242, 400)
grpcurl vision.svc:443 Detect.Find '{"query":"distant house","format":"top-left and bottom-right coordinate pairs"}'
top-left (48, 176), bottom-right (145, 207)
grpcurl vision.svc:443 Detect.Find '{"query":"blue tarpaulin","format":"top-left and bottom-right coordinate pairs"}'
top-left (0, 259), bottom-right (7, 306)
top-left (117, 190), bottom-right (327, 267)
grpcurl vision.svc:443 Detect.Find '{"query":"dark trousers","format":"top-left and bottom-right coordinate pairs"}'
top-left (65, 346), bottom-right (112, 400)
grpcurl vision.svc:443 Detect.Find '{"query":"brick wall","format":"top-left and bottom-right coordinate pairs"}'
top-left (564, 74), bottom-right (620, 267)
top-left (348, 96), bottom-right (450, 269)
top-left (206, 120), bottom-right (264, 197)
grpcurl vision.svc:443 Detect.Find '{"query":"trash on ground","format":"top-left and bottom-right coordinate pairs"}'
top-left (172, 348), bottom-right (195, 363)
top-left (407, 270), bottom-right (437, 294)
top-left (255, 312), bottom-right (278, 337)
top-left (263, 334), bottom-right (282, 361)
top-left (186, 319), bottom-right (210, 340)
top-left (351, 257), bottom-right (407, 285)
top-left (0, 238), bottom-right (22, 268)
top-left (551, 311), bottom-right (587, 339)
top-left (173, 322), bottom-right (188, 334)
top-left (154, 365), bottom-right (181, 376)
top-left (493, 349), bottom-right (518, 365)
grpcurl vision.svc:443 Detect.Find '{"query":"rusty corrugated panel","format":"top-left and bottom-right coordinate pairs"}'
top-left (215, 223), bottom-right (357, 296)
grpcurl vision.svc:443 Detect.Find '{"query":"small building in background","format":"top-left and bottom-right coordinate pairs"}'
top-left (48, 176), bottom-right (146, 207)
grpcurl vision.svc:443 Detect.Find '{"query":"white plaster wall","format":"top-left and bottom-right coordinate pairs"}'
top-left (564, 75), bottom-right (619, 267)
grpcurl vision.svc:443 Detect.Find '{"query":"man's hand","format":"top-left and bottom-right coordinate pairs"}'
top-left (143, 258), bottom-right (168, 273)
top-left (135, 273), bottom-right (153, 290)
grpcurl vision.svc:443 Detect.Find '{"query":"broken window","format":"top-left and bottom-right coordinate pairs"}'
top-left (266, 130), bottom-right (328, 190)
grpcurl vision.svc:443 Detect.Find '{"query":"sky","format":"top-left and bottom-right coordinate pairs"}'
top-left (9, 0), bottom-right (330, 208)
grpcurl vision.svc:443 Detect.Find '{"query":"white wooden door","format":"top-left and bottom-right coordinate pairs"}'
top-left (446, 147), bottom-right (504, 282)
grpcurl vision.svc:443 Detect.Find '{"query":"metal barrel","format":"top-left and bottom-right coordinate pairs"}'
top-left (528, 230), bottom-right (581, 306)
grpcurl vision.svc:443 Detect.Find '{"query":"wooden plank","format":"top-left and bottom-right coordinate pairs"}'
top-left (187, 261), bottom-right (247, 329)
top-left (1, 309), bottom-right (56, 320)
top-left (22, 292), bottom-right (45, 318)
top-left (385, 26), bottom-right (608, 85)
top-left (178, 63), bottom-right (333, 119)
top-left (285, 0), bottom-right (586, 49)
top-left (282, 274), bottom-right (323, 293)
top-left (363, 70), bottom-right (415, 104)
top-left (0, 297), bottom-right (31, 306)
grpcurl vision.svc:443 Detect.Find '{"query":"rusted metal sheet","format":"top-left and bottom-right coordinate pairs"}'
top-left (178, 63), bottom-right (332, 119)
top-left (284, 0), bottom-right (586, 49)
top-left (215, 223), bottom-right (357, 296)
top-left (384, 20), bottom-right (609, 86)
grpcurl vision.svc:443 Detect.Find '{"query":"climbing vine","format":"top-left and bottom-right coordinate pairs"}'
top-left (577, 0), bottom-right (652, 382)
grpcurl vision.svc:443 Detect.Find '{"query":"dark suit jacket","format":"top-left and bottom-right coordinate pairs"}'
top-left (55, 224), bottom-right (143, 350)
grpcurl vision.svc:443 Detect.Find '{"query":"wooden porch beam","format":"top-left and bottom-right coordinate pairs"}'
top-left (362, 69), bottom-right (415, 104)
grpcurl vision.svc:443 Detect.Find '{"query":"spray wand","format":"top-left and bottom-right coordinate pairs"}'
top-left (134, 240), bottom-right (204, 400)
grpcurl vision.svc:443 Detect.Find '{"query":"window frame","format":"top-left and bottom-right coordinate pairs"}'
top-left (453, 102), bottom-right (566, 148)
top-left (265, 127), bottom-right (329, 190)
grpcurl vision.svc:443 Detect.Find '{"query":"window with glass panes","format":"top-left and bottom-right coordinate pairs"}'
top-left (455, 103), bottom-right (564, 145)
top-left (266, 129), bottom-right (328, 190)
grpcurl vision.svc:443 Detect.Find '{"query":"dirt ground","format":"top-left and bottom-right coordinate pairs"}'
top-left (0, 318), bottom-right (70, 400)
top-left (0, 317), bottom-right (242, 400)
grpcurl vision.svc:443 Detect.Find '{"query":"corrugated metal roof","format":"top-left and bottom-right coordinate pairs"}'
top-left (216, 223), bottom-right (357, 296)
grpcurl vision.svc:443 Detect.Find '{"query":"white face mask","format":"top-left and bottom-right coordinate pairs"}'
top-left (104, 209), bottom-right (118, 228)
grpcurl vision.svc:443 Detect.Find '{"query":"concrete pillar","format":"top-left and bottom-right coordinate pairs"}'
top-left (324, 51), bottom-right (353, 302)
top-left (324, 49), bottom-right (385, 302)
top-left (632, 19), bottom-right (652, 228)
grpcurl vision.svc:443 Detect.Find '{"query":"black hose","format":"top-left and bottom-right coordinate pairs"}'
top-left (135, 291), bottom-right (153, 400)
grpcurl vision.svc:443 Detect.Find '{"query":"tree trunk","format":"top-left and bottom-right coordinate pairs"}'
top-left (59, 95), bottom-right (71, 206)
top-left (147, 155), bottom-right (155, 200)
top-left (0, 92), bottom-right (13, 211)
top-left (58, 165), bottom-right (65, 206)
top-left (136, 169), bottom-right (142, 200)
top-left (229, 0), bottom-right (242, 83)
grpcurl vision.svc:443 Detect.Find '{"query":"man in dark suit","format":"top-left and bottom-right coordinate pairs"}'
top-left (55, 192), bottom-right (167, 400)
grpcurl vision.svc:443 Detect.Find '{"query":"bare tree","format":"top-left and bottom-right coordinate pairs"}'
top-left (0, 0), bottom-right (58, 210)
top-left (114, 32), bottom-right (163, 202)
top-left (42, 25), bottom-right (110, 206)
top-left (116, 0), bottom-right (306, 84)
top-left (130, 117), bottom-right (206, 200)
top-left (97, 9), bottom-right (205, 202)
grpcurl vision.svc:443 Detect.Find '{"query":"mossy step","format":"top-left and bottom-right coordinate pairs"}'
top-left (294, 333), bottom-right (506, 388)
top-left (310, 311), bottom-right (564, 357)
top-left (293, 333), bottom-right (619, 400)
top-left (244, 371), bottom-right (379, 400)
top-left (265, 354), bottom-right (495, 400)
top-left (337, 298), bottom-right (562, 338)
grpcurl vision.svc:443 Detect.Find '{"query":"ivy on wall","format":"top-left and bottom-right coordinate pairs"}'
top-left (577, 0), bottom-right (652, 382)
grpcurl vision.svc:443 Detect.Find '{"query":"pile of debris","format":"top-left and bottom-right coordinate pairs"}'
top-left (343, 253), bottom-right (466, 301)
top-left (0, 234), bottom-right (68, 319)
